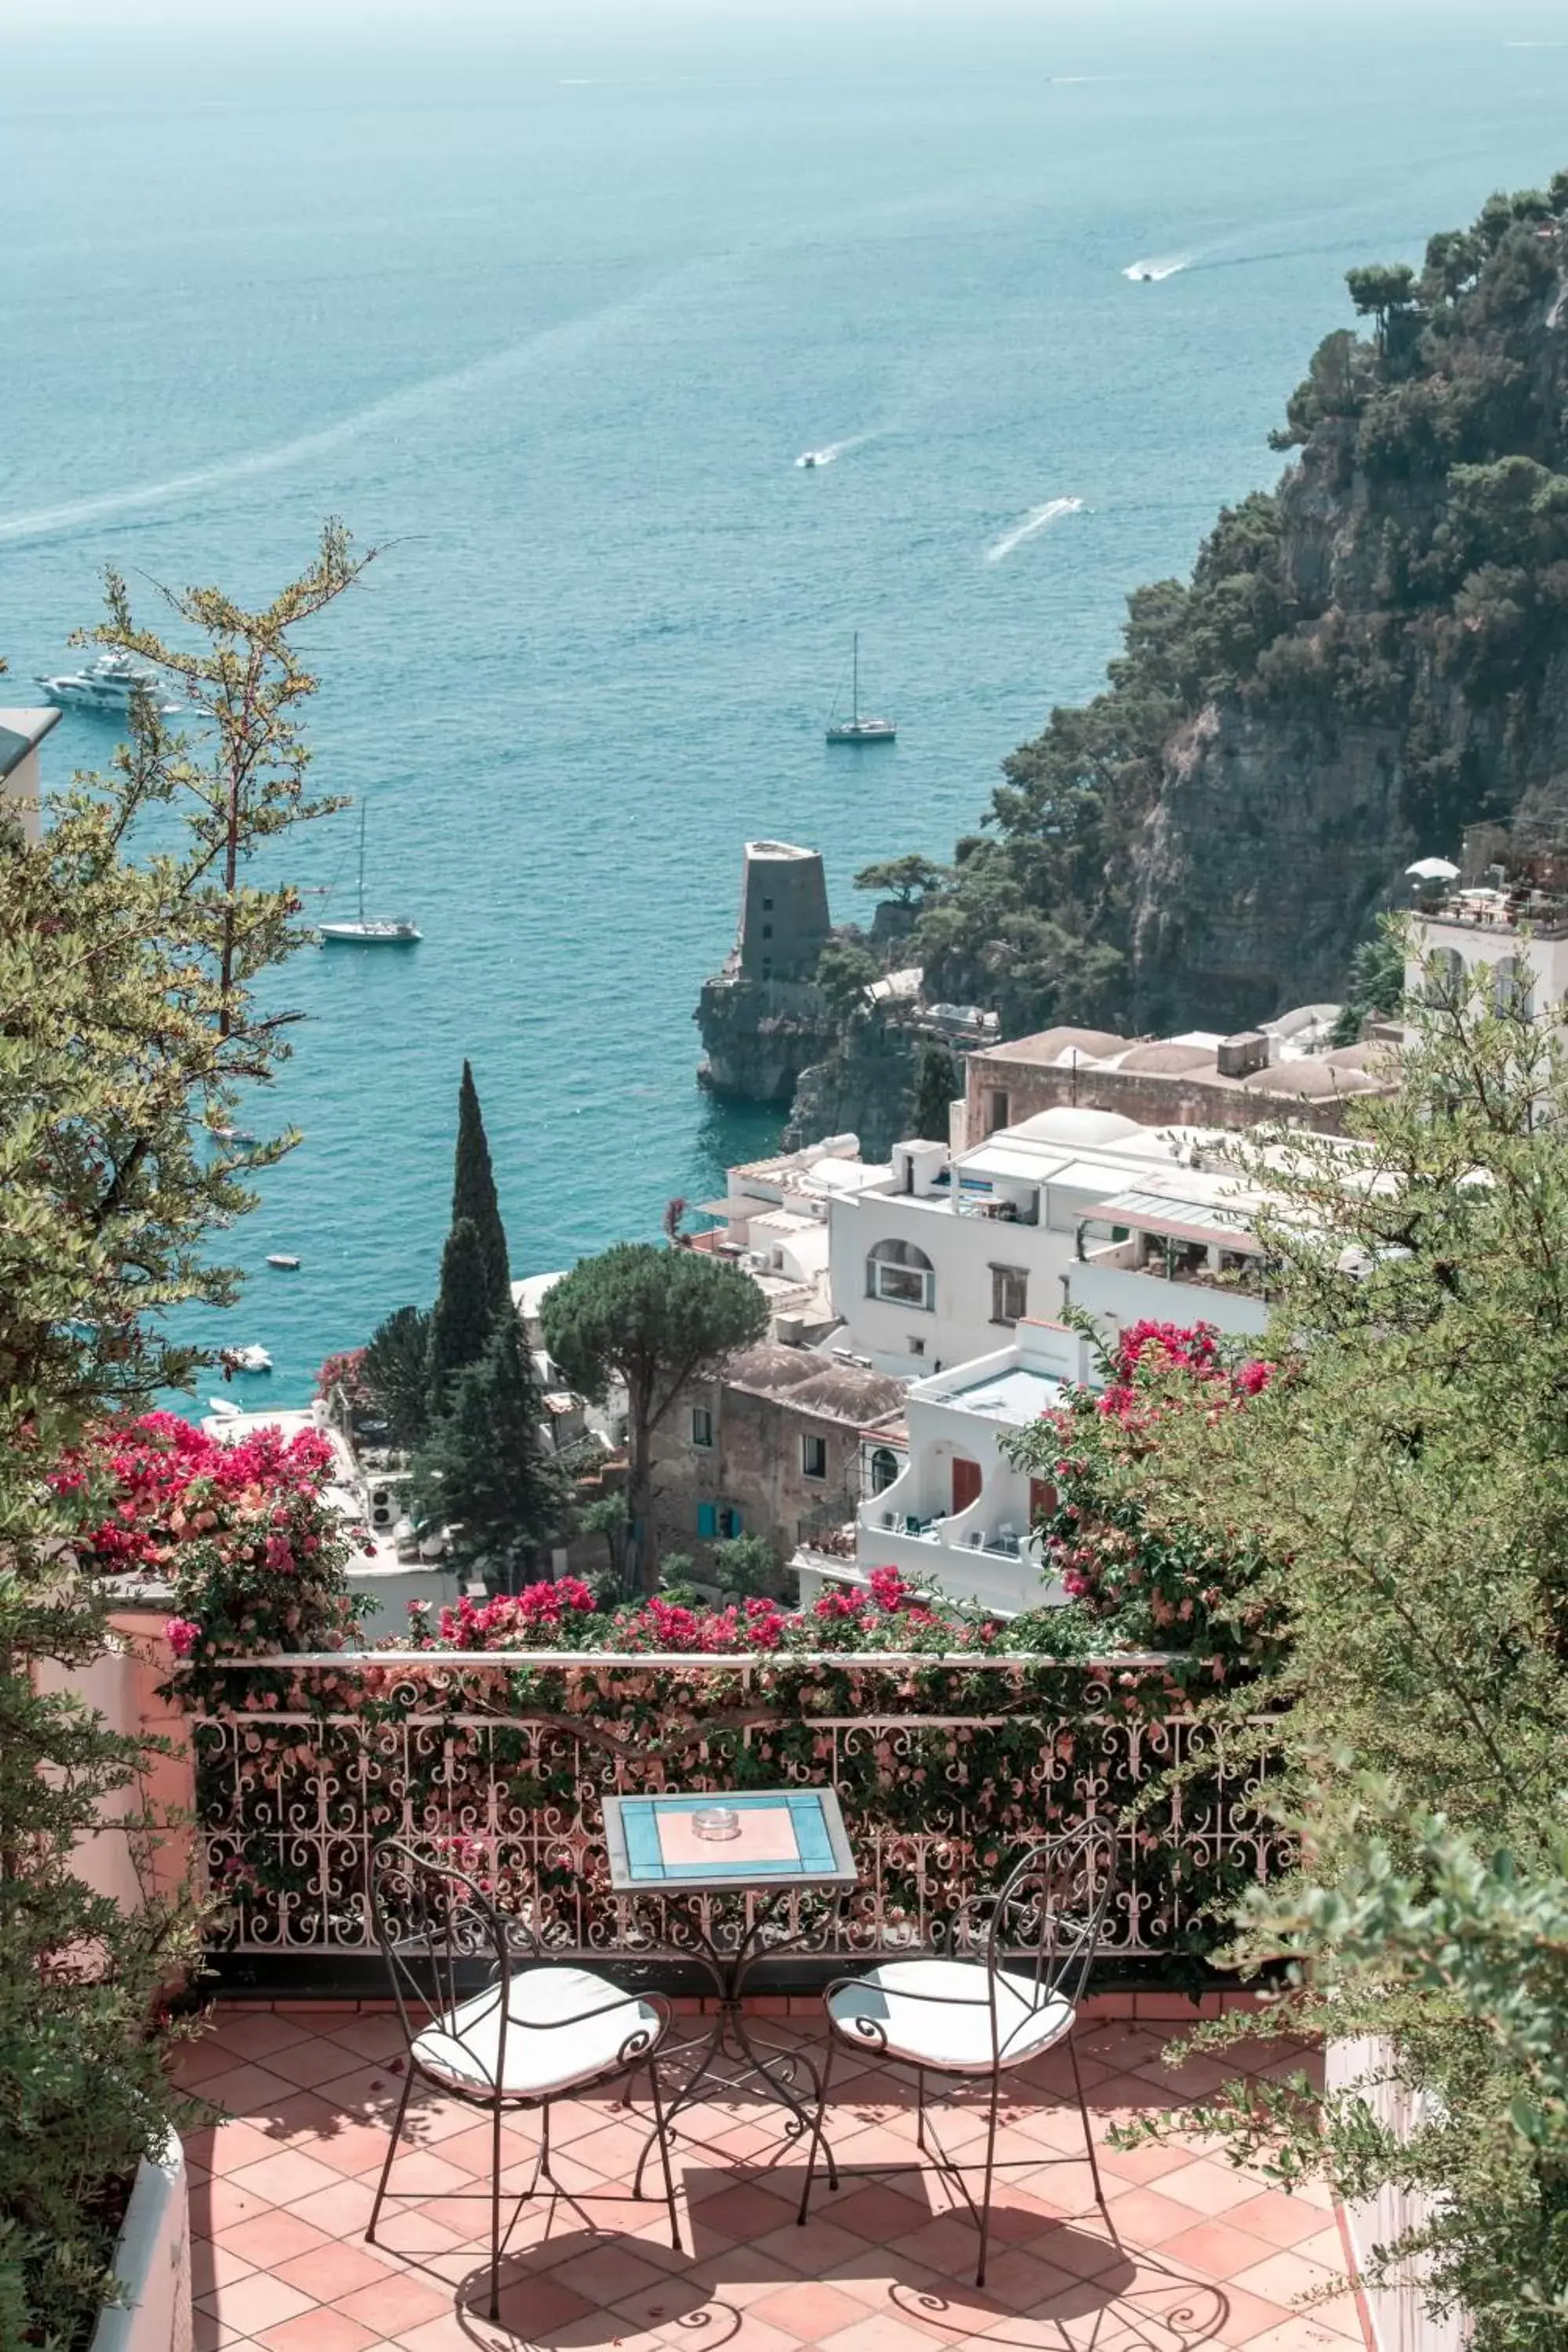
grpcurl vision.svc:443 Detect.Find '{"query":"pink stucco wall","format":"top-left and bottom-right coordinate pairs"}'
top-left (37, 1610), bottom-right (199, 1915)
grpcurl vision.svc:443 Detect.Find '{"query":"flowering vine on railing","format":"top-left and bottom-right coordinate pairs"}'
top-left (405, 1563), bottom-right (1022, 1661)
top-left (187, 1641), bottom-right (1278, 1964)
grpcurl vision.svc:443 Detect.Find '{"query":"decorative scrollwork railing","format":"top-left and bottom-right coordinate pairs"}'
top-left (187, 1653), bottom-right (1280, 1965)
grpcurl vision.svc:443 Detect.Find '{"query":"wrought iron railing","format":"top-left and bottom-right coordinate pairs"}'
top-left (189, 1652), bottom-right (1279, 1966)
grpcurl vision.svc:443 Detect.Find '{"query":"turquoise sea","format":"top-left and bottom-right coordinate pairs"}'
top-left (3, 6), bottom-right (1566, 1404)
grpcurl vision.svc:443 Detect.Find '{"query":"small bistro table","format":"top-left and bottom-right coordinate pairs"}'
top-left (602, 1788), bottom-right (858, 2191)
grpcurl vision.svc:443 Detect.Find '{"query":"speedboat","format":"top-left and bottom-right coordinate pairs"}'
top-left (266, 1254), bottom-right (301, 1271)
top-left (35, 651), bottom-right (180, 715)
top-left (227, 1344), bottom-right (273, 1374)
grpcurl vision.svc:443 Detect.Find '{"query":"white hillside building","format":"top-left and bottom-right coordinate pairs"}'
top-left (824, 1105), bottom-right (1271, 1377)
top-left (793, 1319), bottom-right (1090, 1620)
top-left (1404, 850), bottom-right (1568, 1026)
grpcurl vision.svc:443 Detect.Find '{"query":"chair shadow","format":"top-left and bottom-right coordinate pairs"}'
top-left (891, 2249), bottom-right (1229, 2350)
top-left (446, 2232), bottom-right (739, 2350)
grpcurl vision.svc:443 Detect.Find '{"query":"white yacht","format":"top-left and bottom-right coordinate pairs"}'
top-left (35, 651), bottom-right (180, 716)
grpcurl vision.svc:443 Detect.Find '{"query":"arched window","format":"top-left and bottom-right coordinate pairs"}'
top-left (1494, 955), bottom-right (1533, 1019)
top-left (866, 1237), bottom-right (935, 1310)
top-left (1423, 945), bottom-right (1465, 1009)
top-left (868, 1446), bottom-right (901, 1494)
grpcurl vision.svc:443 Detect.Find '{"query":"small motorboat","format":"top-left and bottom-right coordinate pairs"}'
top-left (266, 1254), bottom-right (301, 1271)
top-left (208, 1397), bottom-right (242, 1418)
top-left (228, 1344), bottom-right (273, 1374)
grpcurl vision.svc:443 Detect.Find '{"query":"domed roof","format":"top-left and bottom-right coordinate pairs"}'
top-left (1321, 1041), bottom-right (1395, 1073)
top-left (1010, 1105), bottom-right (1146, 1145)
top-left (1240, 1058), bottom-right (1376, 1098)
top-left (1007, 1025), bottom-right (1129, 1067)
top-left (1116, 1042), bottom-right (1217, 1075)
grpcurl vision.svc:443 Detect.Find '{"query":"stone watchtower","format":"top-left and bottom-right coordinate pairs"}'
top-left (696, 840), bottom-right (837, 1103)
top-left (736, 840), bottom-right (831, 983)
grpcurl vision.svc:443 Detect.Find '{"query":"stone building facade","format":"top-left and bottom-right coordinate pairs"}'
top-left (960, 1022), bottom-right (1392, 1147)
top-left (651, 1341), bottom-right (905, 1583)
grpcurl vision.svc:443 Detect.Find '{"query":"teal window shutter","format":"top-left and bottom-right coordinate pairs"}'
top-left (696, 1503), bottom-right (716, 1539)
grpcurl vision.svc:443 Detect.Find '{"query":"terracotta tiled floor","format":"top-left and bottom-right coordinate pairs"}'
top-left (173, 2005), bottom-right (1368, 2352)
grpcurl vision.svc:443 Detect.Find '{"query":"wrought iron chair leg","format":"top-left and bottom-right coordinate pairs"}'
top-left (915, 2064), bottom-right (927, 2154)
top-left (488, 2092), bottom-right (503, 2321)
top-left (540, 2096), bottom-right (554, 2185)
top-left (645, 2059), bottom-right (684, 2252)
top-left (1069, 2036), bottom-right (1107, 2212)
top-left (796, 2025), bottom-right (838, 2227)
top-left (975, 2066), bottom-right (1002, 2289)
top-left (365, 2067), bottom-right (413, 2246)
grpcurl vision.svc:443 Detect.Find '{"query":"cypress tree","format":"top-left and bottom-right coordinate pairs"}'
top-left (911, 1040), bottom-right (959, 1143)
top-left (416, 1312), bottom-right (564, 1586)
top-left (452, 1060), bottom-right (510, 1312)
top-left (426, 1216), bottom-right (495, 1406)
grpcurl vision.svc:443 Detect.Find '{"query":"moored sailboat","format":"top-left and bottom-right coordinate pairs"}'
top-left (825, 633), bottom-right (895, 743)
top-left (320, 799), bottom-right (420, 944)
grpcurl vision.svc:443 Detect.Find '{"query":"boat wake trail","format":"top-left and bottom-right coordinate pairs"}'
top-left (795, 432), bottom-right (876, 468)
top-left (0, 280), bottom-right (677, 545)
top-left (985, 497), bottom-right (1083, 564)
top-left (1123, 254), bottom-right (1191, 283)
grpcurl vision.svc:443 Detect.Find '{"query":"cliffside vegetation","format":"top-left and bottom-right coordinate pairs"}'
top-left (893, 172), bottom-right (1568, 1039)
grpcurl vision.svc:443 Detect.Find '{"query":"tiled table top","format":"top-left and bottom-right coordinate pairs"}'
top-left (603, 1788), bottom-right (858, 1890)
top-left (172, 2002), bottom-right (1369, 2352)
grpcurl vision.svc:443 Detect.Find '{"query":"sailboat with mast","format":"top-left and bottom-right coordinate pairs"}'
top-left (825, 633), bottom-right (895, 744)
top-left (319, 799), bottom-right (421, 945)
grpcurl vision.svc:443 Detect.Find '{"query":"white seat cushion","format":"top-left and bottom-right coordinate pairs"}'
top-left (412, 1966), bottom-right (663, 2100)
top-left (827, 1959), bottom-right (1074, 2074)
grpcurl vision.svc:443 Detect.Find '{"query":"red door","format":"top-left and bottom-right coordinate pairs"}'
top-left (951, 1457), bottom-right (982, 1516)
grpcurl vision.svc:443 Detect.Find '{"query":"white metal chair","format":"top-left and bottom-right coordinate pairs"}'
top-left (798, 1821), bottom-right (1116, 2285)
top-left (368, 1839), bottom-right (681, 2318)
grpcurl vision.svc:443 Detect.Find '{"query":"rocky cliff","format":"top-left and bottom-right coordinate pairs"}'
top-left (913, 175), bottom-right (1568, 1040)
top-left (695, 969), bottom-right (837, 1105)
top-left (782, 1014), bottom-right (920, 1160)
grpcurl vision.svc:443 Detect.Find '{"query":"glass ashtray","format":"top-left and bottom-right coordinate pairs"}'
top-left (691, 1806), bottom-right (742, 1842)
